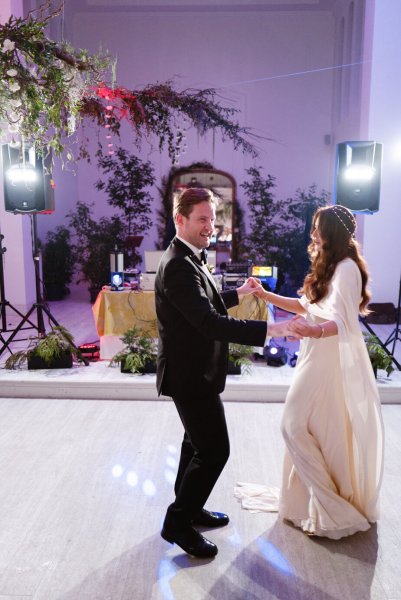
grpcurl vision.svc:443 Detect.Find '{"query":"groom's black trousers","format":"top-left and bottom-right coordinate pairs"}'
top-left (164, 384), bottom-right (230, 530)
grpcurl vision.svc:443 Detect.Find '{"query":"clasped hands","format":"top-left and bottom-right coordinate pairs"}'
top-left (237, 277), bottom-right (310, 340)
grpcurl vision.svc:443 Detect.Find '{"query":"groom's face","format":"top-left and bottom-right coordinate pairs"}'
top-left (176, 201), bottom-right (216, 249)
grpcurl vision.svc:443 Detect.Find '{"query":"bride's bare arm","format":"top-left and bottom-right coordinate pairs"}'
top-left (288, 316), bottom-right (338, 338)
top-left (258, 289), bottom-right (305, 315)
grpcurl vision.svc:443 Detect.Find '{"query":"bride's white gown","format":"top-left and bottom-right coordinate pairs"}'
top-left (235, 258), bottom-right (384, 539)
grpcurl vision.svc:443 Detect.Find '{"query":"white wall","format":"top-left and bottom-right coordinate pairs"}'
top-left (363, 0), bottom-right (401, 304)
top-left (38, 3), bottom-right (336, 264)
top-left (0, 0), bottom-right (36, 309)
top-left (8, 0), bottom-right (399, 304)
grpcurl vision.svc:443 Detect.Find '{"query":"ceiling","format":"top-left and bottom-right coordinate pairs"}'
top-left (64, 0), bottom-right (339, 13)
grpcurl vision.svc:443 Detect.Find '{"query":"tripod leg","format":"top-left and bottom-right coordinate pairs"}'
top-left (0, 305), bottom-right (37, 358)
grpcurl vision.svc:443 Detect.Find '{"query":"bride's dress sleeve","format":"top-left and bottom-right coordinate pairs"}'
top-left (327, 259), bottom-right (384, 520)
top-left (300, 259), bottom-right (384, 520)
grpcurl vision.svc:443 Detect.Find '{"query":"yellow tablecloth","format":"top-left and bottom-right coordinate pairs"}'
top-left (92, 289), bottom-right (268, 339)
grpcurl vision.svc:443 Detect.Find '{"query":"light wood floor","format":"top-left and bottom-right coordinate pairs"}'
top-left (1, 289), bottom-right (401, 598)
top-left (0, 398), bottom-right (401, 599)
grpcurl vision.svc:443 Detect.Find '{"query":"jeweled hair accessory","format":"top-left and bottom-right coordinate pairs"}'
top-left (331, 205), bottom-right (356, 237)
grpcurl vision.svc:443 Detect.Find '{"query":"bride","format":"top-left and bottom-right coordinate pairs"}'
top-left (238, 205), bottom-right (384, 539)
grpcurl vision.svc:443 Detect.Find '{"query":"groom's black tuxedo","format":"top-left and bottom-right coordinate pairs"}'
top-left (155, 237), bottom-right (267, 530)
top-left (156, 237), bottom-right (267, 396)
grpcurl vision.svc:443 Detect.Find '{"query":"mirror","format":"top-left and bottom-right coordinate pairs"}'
top-left (169, 165), bottom-right (237, 267)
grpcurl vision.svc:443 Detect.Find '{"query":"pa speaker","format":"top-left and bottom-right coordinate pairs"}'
top-left (335, 141), bottom-right (382, 214)
top-left (2, 143), bottom-right (55, 214)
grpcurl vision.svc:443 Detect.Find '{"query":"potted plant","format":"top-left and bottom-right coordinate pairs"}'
top-left (363, 332), bottom-right (394, 378)
top-left (68, 201), bottom-right (126, 302)
top-left (4, 326), bottom-right (84, 370)
top-left (239, 167), bottom-right (329, 290)
top-left (95, 146), bottom-right (155, 268)
top-left (42, 226), bottom-right (75, 301)
top-left (228, 343), bottom-right (253, 375)
top-left (109, 325), bottom-right (157, 374)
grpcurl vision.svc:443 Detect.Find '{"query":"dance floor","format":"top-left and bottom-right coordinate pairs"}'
top-left (0, 288), bottom-right (401, 599)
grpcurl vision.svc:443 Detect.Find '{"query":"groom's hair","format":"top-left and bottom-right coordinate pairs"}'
top-left (173, 187), bottom-right (216, 221)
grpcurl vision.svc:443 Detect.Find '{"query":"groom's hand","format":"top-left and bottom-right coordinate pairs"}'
top-left (236, 277), bottom-right (264, 298)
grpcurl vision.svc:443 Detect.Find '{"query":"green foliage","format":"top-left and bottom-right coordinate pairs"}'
top-left (363, 332), bottom-right (394, 377)
top-left (239, 167), bottom-right (329, 288)
top-left (0, 3), bottom-right (109, 161)
top-left (0, 5), bottom-right (259, 164)
top-left (4, 326), bottom-right (83, 369)
top-left (67, 201), bottom-right (125, 291)
top-left (228, 343), bottom-right (253, 374)
top-left (109, 326), bottom-right (157, 374)
top-left (95, 146), bottom-right (154, 267)
top-left (42, 226), bottom-right (75, 299)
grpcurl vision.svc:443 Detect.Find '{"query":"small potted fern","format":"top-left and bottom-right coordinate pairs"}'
top-left (228, 343), bottom-right (253, 375)
top-left (109, 326), bottom-right (157, 374)
top-left (5, 326), bottom-right (83, 370)
top-left (363, 332), bottom-right (394, 378)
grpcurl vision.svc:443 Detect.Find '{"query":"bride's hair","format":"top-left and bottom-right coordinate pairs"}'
top-left (300, 205), bottom-right (371, 314)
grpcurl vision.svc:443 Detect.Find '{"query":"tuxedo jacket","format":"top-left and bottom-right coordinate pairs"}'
top-left (155, 237), bottom-right (267, 397)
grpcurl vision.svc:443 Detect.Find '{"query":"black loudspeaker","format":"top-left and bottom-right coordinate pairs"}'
top-left (335, 141), bottom-right (382, 214)
top-left (2, 143), bottom-right (55, 214)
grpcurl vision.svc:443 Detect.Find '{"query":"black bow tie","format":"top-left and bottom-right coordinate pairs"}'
top-left (200, 249), bottom-right (208, 264)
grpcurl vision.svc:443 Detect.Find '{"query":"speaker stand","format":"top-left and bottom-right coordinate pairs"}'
top-left (0, 232), bottom-right (37, 355)
top-left (0, 215), bottom-right (89, 365)
top-left (361, 277), bottom-right (401, 371)
top-left (383, 277), bottom-right (401, 369)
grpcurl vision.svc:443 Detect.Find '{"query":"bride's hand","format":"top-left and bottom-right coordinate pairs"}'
top-left (288, 315), bottom-right (313, 337)
top-left (270, 319), bottom-right (303, 339)
top-left (247, 277), bottom-right (266, 298)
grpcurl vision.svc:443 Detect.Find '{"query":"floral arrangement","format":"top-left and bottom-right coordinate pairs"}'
top-left (0, 2), bottom-right (109, 159)
top-left (0, 1), bottom-right (259, 163)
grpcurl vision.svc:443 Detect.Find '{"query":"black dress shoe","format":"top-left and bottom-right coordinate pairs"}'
top-left (193, 509), bottom-right (230, 528)
top-left (161, 525), bottom-right (218, 558)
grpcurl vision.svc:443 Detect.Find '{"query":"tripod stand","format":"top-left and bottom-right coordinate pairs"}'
top-left (0, 231), bottom-right (37, 354)
top-left (383, 276), bottom-right (401, 370)
top-left (361, 276), bottom-right (401, 371)
top-left (0, 214), bottom-right (88, 365)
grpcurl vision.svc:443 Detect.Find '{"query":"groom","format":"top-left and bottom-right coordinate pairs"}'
top-left (155, 187), bottom-right (287, 558)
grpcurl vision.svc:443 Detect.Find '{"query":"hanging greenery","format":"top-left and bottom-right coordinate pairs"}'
top-left (0, 2), bottom-right (109, 159)
top-left (85, 82), bottom-right (259, 160)
top-left (0, 1), bottom-right (259, 162)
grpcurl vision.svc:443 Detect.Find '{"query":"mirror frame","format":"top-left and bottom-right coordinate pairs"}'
top-left (167, 165), bottom-right (238, 261)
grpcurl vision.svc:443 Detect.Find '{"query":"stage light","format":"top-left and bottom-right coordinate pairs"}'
top-left (111, 272), bottom-right (124, 291)
top-left (289, 351), bottom-right (299, 368)
top-left (110, 246), bottom-right (124, 291)
top-left (6, 164), bottom-right (38, 185)
top-left (264, 344), bottom-right (287, 367)
top-left (78, 343), bottom-right (100, 361)
top-left (344, 165), bottom-right (375, 182)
